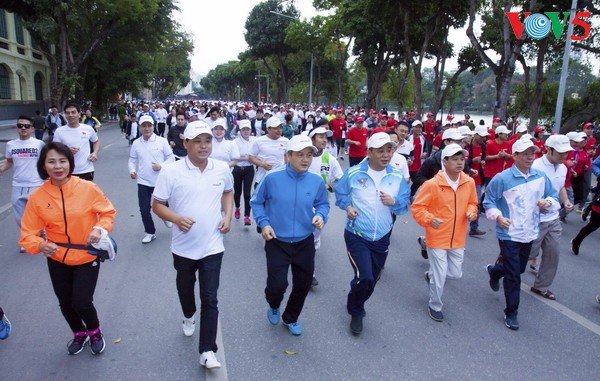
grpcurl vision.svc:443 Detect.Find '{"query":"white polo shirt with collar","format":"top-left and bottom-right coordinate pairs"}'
top-left (532, 155), bottom-right (566, 222)
top-left (128, 133), bottom-right (174, 187)
top-left (153, 157), bottom-right (233, 260)
top-left (250, 135), bottom-right (289, 184)
top-left (396, 139), bottom-right (414, 156)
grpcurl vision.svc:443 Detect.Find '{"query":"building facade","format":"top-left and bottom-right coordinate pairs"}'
top-left (0, 8), bottom-right (51, 103)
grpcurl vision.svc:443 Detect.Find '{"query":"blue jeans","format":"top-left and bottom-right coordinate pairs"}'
top-left (173, 253), bottom-right (223, 354)
top-left (345, 229), bottom-right (391, 317)
top-left (138, 184), bottom-right (156, 234)
top-left (488, 240), bottom-right (532, 317)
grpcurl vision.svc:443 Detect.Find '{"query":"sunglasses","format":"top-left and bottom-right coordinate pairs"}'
top-left (17, 123), bottom-right (32, 129)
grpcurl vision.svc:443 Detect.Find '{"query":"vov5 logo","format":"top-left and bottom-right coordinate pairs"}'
top-left (506, 11), bottom-right (592, 40)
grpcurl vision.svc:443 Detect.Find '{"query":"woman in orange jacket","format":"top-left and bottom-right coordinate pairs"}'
top-left (411, 144), bottom-right (478, 323)
top-left (20, 142), bottom-right (116, 356)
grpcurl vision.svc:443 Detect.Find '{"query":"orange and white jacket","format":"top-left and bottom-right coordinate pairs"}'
top-left (20, 176), bottom-right (116, 265)
top-left (411, 171), bottom-right (478, 250)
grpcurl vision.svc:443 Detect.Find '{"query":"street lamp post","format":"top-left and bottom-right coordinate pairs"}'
top-left (440, 79), bottom-right (447, 123)
top-left (236, 85), bottom-right (240, 101)
top-left (360, 86), bottom-right (367, 108)
top-left (16, 69), bottom-right (24, 103)
top-left (256, 72), bottom-right (270, 103)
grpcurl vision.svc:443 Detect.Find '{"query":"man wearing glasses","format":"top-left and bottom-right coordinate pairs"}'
top-left (0, 116), bottom-right (45, 252)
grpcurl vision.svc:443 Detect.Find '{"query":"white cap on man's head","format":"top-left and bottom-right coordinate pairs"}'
top-left (565, 131), bottom-right (587, 142)
top-left (495, 125), bottom-right (510, 134)
top-left (474, 125), bottom-right (489, 136)
top-left (287, 135), bottom-right (317, 153)
top-left (266, 117), bottom-right (282, 129)
top-left (545, 134), bottom-right (574, 153)
top-left (515, 125), bottom-right (528, 133)
top-left (442, 143), bottom-right (468, 159)
top-left (441, 128), bottom-right (464, 141)
top-left (238, 120), bottom-right (251, 129)
top-left (183, 120), bottom-right (212, 140)
top-left (512, 137), bottom-right (540, 153)
top-left (212, 118), bottom-right (227, 128)
top-left (458, 126), bottom-right (475, 136)
top-left (139, 115), bottom-right (154, 125)
top-left (308, 126), bottom-right (333, 138)
top-left (412, 120), bottom-right (423, 127)
top-left (367, 132), bottom-right (397, 149)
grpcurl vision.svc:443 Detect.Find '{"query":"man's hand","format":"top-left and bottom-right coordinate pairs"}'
top-left (151, 162), bottom-right (161, 171)
top-left (379, 191), bottom-right (395, 206)
top-left (130, 171), bottom-right (137, 180)
top-left (87, 152), bottom-right (97, 162)
top-left (564, 201), bottom-right (574, 213)
top-left (176, 216), bottom-right (196, 232)
top-left (312, 215), bottom-right (324, 230)
top-left (346, 206), bottom-right (359, 220)
top-left (262, 162), bottom-right (273, 171)
top-left (466, 211), bottom-right (476, 221)
top-left (537, 199), bottom-right (552, 214)
top-left (261, 225), bottom-right (277, 241)
top-left (218, 217), bottom-right (230, 234)
top-left (496, 216), bottom-right (511, 229)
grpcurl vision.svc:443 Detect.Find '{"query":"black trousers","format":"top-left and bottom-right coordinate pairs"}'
top-left (157, 122), bottom-right (166, 137)
top-left (47, 258), bottom-right (101, 332)
top-left (173, 253), bottom-right (223, 354)
top-left (264, 235), bottom-right (315, 324)
top-left (349, 156), bottom-right (365, 167)
top-left (233, 165), bottom-right (255, 217)
top-left (573, 208), bottom-right (600, 247)
top-left (74, 172), bottom-right (94, 181)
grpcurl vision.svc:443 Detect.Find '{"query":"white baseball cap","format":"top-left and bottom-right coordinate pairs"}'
top-left (442, 143), bottom-right (468, 159)
top-left (139, 115), bottom-right (154, 125)
top-left (238, 120), bottom-right (251, 129)
top-left (212, 118), bottom-right (227, 129)
top-left (495, 125), bottom-right (510, 135)
top-left (308, 126), bottom-right (333, 138)
top-left (545, 134), bottom-right (574, 153)
top-left (458, 126), bottom-right (475, 136)
top-left (474, 125), bottom-right (489, 136)
top-left (515, 125), bottom-right (528, 133)
top-left (287, 135), bottom-right (317, 153)
top-left (266, 117), bottom-right (282, 129)
top-left (512, 137), bottom-right (540, 153)
top-left (183, 120), bottom-right (212, 140)
top-left (565, 131), bottom-right (587, 142)
top-left (441, 128), bottom-right (464, 141)
top-left (367, 132), bottom-right (397, 149)
top-left (412, 120), bottom-right (423, 127)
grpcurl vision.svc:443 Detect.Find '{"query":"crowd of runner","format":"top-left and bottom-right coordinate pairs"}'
top-left (1, 99), bottom-right (599, 372)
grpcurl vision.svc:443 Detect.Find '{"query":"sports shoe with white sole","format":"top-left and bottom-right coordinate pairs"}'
top-left (182, 317), bottom-right (196, 336)
top-left (88, 327), bottom-right (105, 354)
top-left (141, 233), bottom-right (156, 244)
top-left (67, 331), bottom-right (89, 355)
top-left (200, 351), bottom-right (221, 369)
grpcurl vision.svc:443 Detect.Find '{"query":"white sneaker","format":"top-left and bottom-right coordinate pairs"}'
top-left (141, 233), bottom-right (156, 244)
top-left (163, 219), bottom-right (173, 228)
top-left (200, 350), bottom-right (221, 369)
top-left (19, 246), bottom-right (26, 253)
top-left (314, 238), bottom-right (321, 250)
top-left (182, 317), bottom-right (195, 337)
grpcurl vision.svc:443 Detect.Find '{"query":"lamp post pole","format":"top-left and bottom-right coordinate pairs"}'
top-left (440, 79), bottom-right (447, 124)
top-left (16, 69), bottom-right (24, 103)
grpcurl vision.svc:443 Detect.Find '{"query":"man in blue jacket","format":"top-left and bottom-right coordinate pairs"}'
top-left (484, 137), bottom-right (559, 331)
top-left (334, 132), bottom-right (411, 335)
top-left (251, 135), bottom-right (330, 336)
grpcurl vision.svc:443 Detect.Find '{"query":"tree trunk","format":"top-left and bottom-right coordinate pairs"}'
top-left (528, 39), bottom-right (549, 130)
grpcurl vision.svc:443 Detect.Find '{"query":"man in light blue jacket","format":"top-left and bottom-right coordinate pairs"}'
top-left (334, 132), bottom-right (411, 335)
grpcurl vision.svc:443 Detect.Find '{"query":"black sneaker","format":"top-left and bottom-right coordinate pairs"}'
top-left (350, 315), bottom-right (363, 335)
top-left (504, 315), bottom-right (519, 330)
top-left (486, 264), bottom-right (499, 292)
top-left (88, 328), bottom-right (105, 355)
top-left (582, 205), bottom-right (591, 221)
top-left (417, 236), bottom-right (428, 259)
top-left (469, 229), bottom-right (486, 236)
top-left (67, 332), bottom-right (89, 355)
top-left (428, 307), bottom-right (443, 322)
top-left (311, 275), bottom-right (319, 287)
top-left (571, 239), bottom-right (580, 255)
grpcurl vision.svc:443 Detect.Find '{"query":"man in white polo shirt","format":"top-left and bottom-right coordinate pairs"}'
top-left (0, 115), bottom-right (45, 252)
top-left (52, 102), bottom-right (100, 181)
top-left (249, 116), bottom-right (289, 186)
top-left (152, 120), bottom-right (233, 370)
top-left (128, 115), bottom-right (174, 244)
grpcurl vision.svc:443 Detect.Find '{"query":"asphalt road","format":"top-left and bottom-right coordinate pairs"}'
top-left (0, 123), bottom-right (599, 380)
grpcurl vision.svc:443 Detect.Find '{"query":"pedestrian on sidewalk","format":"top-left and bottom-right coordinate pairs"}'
top-left (128, 115), bottom-right (174, 244)
top-left (32, 110), bottom-right (46, 141)
top-left (483, 138), bottom-right (559, 331)
top-left (411, 144), bottom-right (478, 322)
top-left (233, 120), bottom-right (256, 226)
top-left (152, 121), bottom-right (233, 370)
top-left (0, 115), bottom-right (45, 252)
top-left (334, 132), bottom-right (411, 335)
top-left (250, 135), bottom-right (330, 336)
top-left (571, 154), bottom-right (600, 255)
top-left (527, 135), bottom-right (574, 300)
top-left (19, 142), bottom-right (116, 355)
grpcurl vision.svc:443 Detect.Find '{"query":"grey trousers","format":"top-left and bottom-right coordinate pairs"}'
top-left (530, 219), bottom-right (562, 291)
top-left (426, 247), bottom-right (464, 312)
